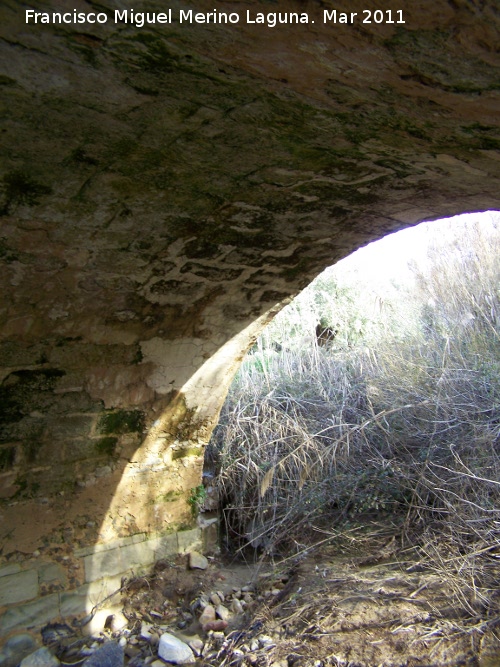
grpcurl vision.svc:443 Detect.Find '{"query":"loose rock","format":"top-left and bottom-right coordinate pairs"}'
top-left (231, 598), bottom-right (244, 614)
top-left (215, 604), bottom-right (230, 621)
top-left (0, 634), bottom-right (39, 667)
top-left (158, 633), bottom-right (195, 664)
top-left (82, 642), bottom-right (124, 667)
top-left (189, 551), bottom-right (208, 570)
top-left (189, 638), bottom-right (204, 656)
top-left (199, 604), bottom-right (216, 629)
top-left (210, 592), bottom-right (223, 606)
top-left (203, 620), bottom-right (228, 632)
top-left (20, 648), bottom-right (60, 667)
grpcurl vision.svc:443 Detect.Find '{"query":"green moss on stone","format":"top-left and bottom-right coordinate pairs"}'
top-left (94, 436), bottom-right (118, 456)
top-left (98, 410), bottom-right (145, 435)
top-left (0, 171), bottom-right (52, 216)
top-left (172, 446), bottom-right (203, 460)
top-left (154, 490), bottom-right (182, 503)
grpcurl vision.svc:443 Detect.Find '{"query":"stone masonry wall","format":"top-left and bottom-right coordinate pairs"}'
top-left (0, 527), bottom-right (203, 637)
top-left (1, 0), bottom-right (499, 642)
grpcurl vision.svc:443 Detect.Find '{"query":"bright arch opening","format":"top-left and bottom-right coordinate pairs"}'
top-left (201, 212), bottom-right (499, 664)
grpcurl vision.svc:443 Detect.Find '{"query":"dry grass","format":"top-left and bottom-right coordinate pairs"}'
top-left (206, 217), bottom-right (500, 625)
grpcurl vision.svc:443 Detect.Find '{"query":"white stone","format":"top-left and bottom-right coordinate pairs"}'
top-left (82, 607), bottom-right (123, 637)
top-left (111, 612), bottom-right (129, 632)
top-left (140, 622), bottom-right (153, 640)
top-left (259, 635), bottom-right (275, 647)
top-left (158, 633), bottom-right (195, 664)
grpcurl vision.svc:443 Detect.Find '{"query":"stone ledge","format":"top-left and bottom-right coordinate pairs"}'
top-left (0, 570), bottom-right (38, 606)
top-left (0, 593), bottom-right (59, 636)
top-left (75, 532), bottom-right (147, 558)
top-left (0, 526), bottom-right (205, 642)
top-left (0, 564), bottom-right (22, 579)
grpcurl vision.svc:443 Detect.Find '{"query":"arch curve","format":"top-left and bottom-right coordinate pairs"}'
top-left (0, 0), bottom-right (499, 636)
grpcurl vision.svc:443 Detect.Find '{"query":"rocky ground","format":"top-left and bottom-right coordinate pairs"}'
top-left (17, 534), bottom-right (500, 667)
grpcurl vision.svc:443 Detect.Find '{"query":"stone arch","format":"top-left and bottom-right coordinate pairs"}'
top-left (0, 0), bottom-right (499, 637)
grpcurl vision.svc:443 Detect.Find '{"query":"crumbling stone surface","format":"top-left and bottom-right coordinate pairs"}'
top-left (0, 0), bottom-right (499, 635)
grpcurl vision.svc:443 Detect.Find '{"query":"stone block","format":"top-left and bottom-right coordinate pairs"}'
top-left (85, 576), bottom-right (123, 610)
top-left (0, 563), bottom-right (22, 578)
top-left (0, 593), bottom-right (59, 635)
top-left (75, 533), bottom-right (146, 558)
top-left (83, 549), bottom-right (123, 583)
top-left (119, 541), bottom-right (155, 568)
top-left (152, 533), bottom-right (178, 559)
top-left (62, 439), bottom-right (99, 463)
top-left (0, 569), bottom-right (38, 606)
top-left (38, 562), bottom-right (67, 586)
top-left (59, 584), bottom-right (92, 618)
top-left (202, 522), bottom-right (219, 553)
top-left (177, 528), bottom-right (201, 554)
top-left (45, 415), bottom-right (94, 439)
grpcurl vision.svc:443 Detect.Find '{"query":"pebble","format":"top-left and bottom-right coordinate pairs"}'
top-left (215, 604), bottom-right (230, 621)
top-left (124, 646), bottom-right (141, 659)
top-left (197, 594), bottom-right (210, 609)
top-left (203, 620), bottom-right (228, 632)
top-left (20, 648), bottom-right (60, 667)
top-left (231, 598), bottom-right (244, 614)
top-left (199, 604), bottom-right (216, 629)
top-left (189, 638), bottom-right (204, 656)
top-left (259, 635), bottom-right (275, 648)
top-left (189, 551), bottom-right (209, 570)
top-left (210, 592), bottom-right (223, 606)
top-left (140, 623), bottom-right (153, 640)
top-left (158, 633), bottom-right (195, 665)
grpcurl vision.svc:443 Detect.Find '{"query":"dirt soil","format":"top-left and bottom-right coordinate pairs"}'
top-left (49, 533), bottom-right (500, 667)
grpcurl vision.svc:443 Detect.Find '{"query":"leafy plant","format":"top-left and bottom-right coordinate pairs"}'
top-left (188, 484), bottom-right (206, 517)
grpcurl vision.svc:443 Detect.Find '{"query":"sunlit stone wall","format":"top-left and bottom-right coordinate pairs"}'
top-left (1, 0), bottom-right (499, 639)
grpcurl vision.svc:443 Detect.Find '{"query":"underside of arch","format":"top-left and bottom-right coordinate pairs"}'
top-left (0, 0), bottom-right (499, 636)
